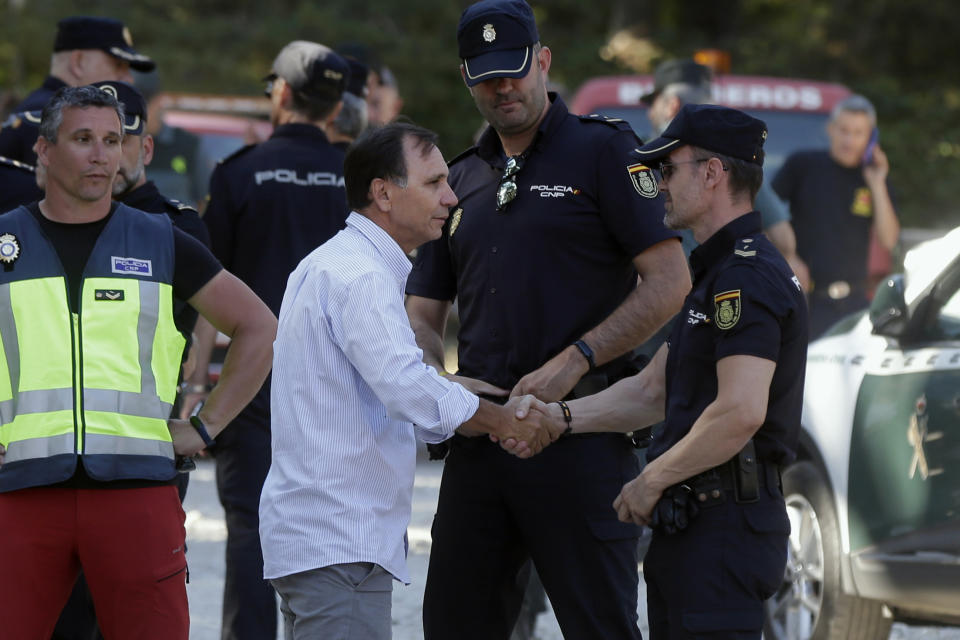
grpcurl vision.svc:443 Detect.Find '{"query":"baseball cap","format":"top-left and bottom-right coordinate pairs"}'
top-left (54, 16), bottom-right (155, 72)
top-left (633, 104), bottom-right (768, 166)
top-left (93, 80), bottom-right (146, 135)
top-left (457, 0), bottom-right (539, 87)
top-left (344, 58), bottom-right (370, 98)
top-left (266, 41), bottom-right (349, 101)
top-left (640, 59), bottom-right (712, 105)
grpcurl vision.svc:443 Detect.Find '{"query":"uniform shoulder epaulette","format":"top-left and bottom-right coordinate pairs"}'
top-left (447, 145), bottom-right (479, 168)
top-left (1, 110), bottom-right (42, 130)
top-left (733, 237), bottom-right (758, 258)
top-left (576, 113), bottom-right (632, 130)
top-left (163, 196), bottom-right (198, 216)
top-left (0, 154), bottom-right (36, 173)
top-left (217, 143), bottom-right (257, 165)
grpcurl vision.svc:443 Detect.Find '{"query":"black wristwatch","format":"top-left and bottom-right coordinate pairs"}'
top-left (189, 415), bottom-right (216, 448)
top-left (573, 339), bottom-right (596, 371)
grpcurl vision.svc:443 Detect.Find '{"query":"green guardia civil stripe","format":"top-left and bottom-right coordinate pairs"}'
top-left (2, 432), bottom-right (74, 463)
top-left (84, 433), bottom-right (174, 458)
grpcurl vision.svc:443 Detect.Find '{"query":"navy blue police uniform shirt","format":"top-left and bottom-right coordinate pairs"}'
top-left (0, 155), bottom-right (42, 213)
top-left (0, 76), bottom-right (67, 164)
top-left (203, 123), bottom-right (349, 316)
top-left (406, 94), bottom-right (679, 390)
top-left (117, 180), bottom-right (212, 339)
top-left (648, 212), bottom-right (808, 467)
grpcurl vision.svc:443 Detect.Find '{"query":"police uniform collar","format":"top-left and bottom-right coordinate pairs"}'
top-left (42, 75), bottom-right (69, 92)
top-left (116, 180), bottom-right (160, 210)
top-left (271, 122), bottom-right (331, 144)
top-left (476, 92), bottom-right (566, 166)
top-left (689, 211), bottom-right (762, 276)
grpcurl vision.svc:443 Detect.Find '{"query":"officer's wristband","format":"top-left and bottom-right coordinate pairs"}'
top-left (572, 339), bottom-right (596, 371)
top-left (554, 400), bottom-right (573, 437)
top-left (179, 381), bottom-right (210, 394)
top-left (189, 415), bottom-right (216, 448)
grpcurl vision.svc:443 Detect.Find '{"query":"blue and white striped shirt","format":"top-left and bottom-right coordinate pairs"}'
top-left (259, 212), bottom-right (479, 584)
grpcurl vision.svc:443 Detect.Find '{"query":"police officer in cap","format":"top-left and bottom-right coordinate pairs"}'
top-left (100, 80), bottom-right (212, 391)
top-left (182, 40), bottom-right (351, 640)
top-left (512, 104), bottom-right (809, 638)
top-left (407, 1), bottom-right (690, 638)
top-left (0, 16), bottom-right (154, 165)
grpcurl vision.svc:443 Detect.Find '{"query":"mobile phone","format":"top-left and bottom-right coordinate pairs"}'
top-left (862, 127), bottom-right (879, 165)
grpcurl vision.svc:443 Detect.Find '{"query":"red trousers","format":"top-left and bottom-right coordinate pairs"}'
top-left (0, 484), bottom-right (189, 640)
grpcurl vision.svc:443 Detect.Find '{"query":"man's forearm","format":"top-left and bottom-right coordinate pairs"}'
top-left (581, 240), bottom-right (689, 367)
top-left (185, 316), bottom-right (217, 387)
top-left (199, 318), bottom-right (274, 437)
top-left (869, 181), bottom-right (899, 251)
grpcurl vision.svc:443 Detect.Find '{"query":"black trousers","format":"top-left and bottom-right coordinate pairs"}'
top-left (423, 433), bottom-right (643, 640)
top-left (644, 480), bottom-right (789, 639)
top-left (214, 410), bottom-right (277, 640)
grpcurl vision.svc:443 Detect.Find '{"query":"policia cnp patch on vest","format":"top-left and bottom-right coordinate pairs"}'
top-left (627, 163), bottom-right (658, 198)
top-left (714, 289), bottom-right (741, 330)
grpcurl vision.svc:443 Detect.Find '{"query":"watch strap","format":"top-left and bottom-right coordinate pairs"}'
top-left (573, 339), bottom-right (596, 371)
top-left (189, 415), bottom-right (216, 447)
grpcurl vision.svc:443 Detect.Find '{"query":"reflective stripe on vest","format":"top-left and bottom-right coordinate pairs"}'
top-left (0, 205), bottom-right (184, 490)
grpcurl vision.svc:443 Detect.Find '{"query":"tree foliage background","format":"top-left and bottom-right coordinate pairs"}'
top-left (2, 0), bottom-right (958, 228)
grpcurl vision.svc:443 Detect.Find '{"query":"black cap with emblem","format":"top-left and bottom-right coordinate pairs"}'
top-left (457, 0), bottom-right (539, 87)
top-left (633, 104), bottom-right (768, 167)
top-left (54, 16), bottom-right (155, 72)
top-left (265, 41), bottom-right (349, 102)
top-left (92, 81), bottom-right (146, 135)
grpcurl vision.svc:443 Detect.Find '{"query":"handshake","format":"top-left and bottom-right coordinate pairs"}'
top-left (482, 395), bottom-right (565, 459)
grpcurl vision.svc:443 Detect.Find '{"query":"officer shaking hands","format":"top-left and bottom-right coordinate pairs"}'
top-left (512, 104), bottom-right (809, 638)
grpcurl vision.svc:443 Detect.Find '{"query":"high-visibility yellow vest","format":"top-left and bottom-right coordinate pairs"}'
top-left (0, 204), bottom-right (185, 492)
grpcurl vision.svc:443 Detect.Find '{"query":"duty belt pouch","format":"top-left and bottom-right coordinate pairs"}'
top-left (733, 439), bottom-right (760, 503)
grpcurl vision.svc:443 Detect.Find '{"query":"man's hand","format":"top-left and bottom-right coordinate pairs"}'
top-left (613, 471), bottom-right (663, 527)
top-left (509, 346), bottom-right (588, 402)
top-left (863, 145), bottom-right (890, 186)
top-left (491, 395), bottom-right (558, 458)
top-left (168, 418), bottom-right (208, 457)
top-left (495, 397), bottom-right (568, 456)
top-left (446, 374), bottom-right (509, 398)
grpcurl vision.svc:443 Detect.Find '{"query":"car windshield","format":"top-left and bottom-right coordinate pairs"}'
top-left (589, 107), bottom-right (831, 176)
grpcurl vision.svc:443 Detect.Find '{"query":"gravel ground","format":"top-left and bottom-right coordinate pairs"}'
top-left (183, 457), bottom-right (958, 640)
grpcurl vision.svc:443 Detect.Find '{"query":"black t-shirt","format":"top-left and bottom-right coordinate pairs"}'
top-left (649, 213), bottom-right (808, 466)
top-left (406, 95), bottom-right (679, 389)
top-left (25, 201), bottom-right (222, 489)
top-left (772, 150), bottom-right (890, 296)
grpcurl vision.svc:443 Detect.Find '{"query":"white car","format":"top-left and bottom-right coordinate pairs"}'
top-left (764, 228), bottom-right (960, 638)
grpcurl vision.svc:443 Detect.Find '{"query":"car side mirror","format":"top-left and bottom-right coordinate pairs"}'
top-left (870, 274), bottom-right (908, 336)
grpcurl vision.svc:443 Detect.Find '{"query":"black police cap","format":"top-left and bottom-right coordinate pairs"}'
top-left (457, 0), bottom-right (539, 87)
top-left (641, 59), bottom-right (712, 105)
top-left (93, 81), bottom-right (146, 135)
top-left (344, 58), bottom-right (370, 98)
top-left (54, 16), bottom-right (155, 72)
top-left (633, 104), bottom-right (768, 166)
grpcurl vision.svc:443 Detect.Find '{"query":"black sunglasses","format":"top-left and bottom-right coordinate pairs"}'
top-left (496, 155), bottom-right (525, 211)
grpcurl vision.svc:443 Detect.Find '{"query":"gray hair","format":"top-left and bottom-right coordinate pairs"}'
top-left (332, 91), bottom-right (368, 141)
top-left (39, 85), bottom-right (124, 143)
top-left (664, 82), bottom-right (712, 107)
top-left (830, 94), bottom-right (876, 127)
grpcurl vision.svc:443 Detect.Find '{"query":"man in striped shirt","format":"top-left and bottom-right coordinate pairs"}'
top-left (259, 122), bottom-right (560, 640)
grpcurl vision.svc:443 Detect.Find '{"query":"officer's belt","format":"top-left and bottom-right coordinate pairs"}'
top-left (685, 459), bottom-right (781, 507)
top-left (809, 279), bottom-right (865, 301)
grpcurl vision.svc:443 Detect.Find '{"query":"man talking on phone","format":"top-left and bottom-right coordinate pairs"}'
top-left (773, 94), bottom-right (899, 337)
